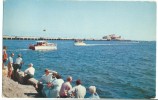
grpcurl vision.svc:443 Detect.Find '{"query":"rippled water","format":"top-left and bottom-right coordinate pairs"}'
top-left (3, 40), bottom-right (156, 98)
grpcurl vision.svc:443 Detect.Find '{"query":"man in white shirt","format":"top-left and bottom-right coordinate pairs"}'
top-left (23, 63), bottom-right (35, 84)
top-left (36, 69), bottom-right (53, 97)
top-left (13, 54), bottom-right (23, 74)
top-left (68, 79), bottom-right (86, 98)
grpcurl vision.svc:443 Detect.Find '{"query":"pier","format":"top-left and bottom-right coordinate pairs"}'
top-left (3, 35), bottom-right (132, 41)
top-left (3, 35), bottom-right (104, 41)
top-left (3, 35), bottom-right (70, 40)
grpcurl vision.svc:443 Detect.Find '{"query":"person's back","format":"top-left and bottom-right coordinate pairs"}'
top-left (71, 84), bottom-right (86, 98)
top-left (50, 78), bottom-right (64, 98)
top-left (24, 64), bottom-right (35, 76)
top-left (60, 76), bottom-right (72, 98)
top-left (68, 79), bottom-right (86, 98)
top-left (60, 82), bottom-right (72, 96)
top-left (15, 57), bottom-right (22, 65)
top-left (89, 86), bottom-right (100, 99)
top-left (56, 78), bottom-right (64, 91)
top-left (23, 63), bottom-right (35, 84)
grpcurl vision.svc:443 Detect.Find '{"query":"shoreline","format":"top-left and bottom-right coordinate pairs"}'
top-left (3, 35), bottom-right (132, 41)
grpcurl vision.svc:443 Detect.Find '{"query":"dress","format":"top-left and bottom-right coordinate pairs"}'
top-left (68, 84), bottom-right (86, 98)
top-left (48, 78), bottom-right (64, 98)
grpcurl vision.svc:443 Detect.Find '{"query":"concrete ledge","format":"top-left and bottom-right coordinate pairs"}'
top-left (28, 78), bottom-right (38, 87)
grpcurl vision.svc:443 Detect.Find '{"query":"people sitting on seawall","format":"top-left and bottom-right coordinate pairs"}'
top-left (89, 86), bottom-right (100, 99)
top-left (23, 63), bottom-right (35, 84)
top-left (60, 76), bottom-right (73, 98)
top-left (68, 79), bottom-right (86, 98)
top-left (3, 46), bottom-right (8, 69)
top-left (13, 54), bottom-right (23, 74)
top-left (47, 73), bottom-right (64, 98)
top-left (7, 53), bottom-right (14, 79)
top-left (35, 69), bottom-right (55, 97)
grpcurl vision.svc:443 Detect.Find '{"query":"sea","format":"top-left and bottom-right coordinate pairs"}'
top-left (3, 40), bottom-right (156, 99)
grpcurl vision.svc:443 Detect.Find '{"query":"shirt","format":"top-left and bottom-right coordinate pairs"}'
top-left (15, 57), bottom-right (22, 64)
top-left (8, 56), bottom-right (13, 64)
top-left (68, 84), bottom-right (86, 98)
top-left (24, 67), bottom-right (35, 75)
top-left (60, 82), bottom-right (72, 97)
top-left (40, 73), bottom-right (53, 83)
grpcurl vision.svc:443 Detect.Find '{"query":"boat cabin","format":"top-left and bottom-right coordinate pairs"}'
top-left (36, 41), bottom-right (48, 46)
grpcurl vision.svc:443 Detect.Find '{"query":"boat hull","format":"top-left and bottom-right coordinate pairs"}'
top-left (34, 46), bottom-right (57, 50)
top-left (29, 45), bottom-right (57, 50)
top-left (74, 43), bottom-right (86, 46)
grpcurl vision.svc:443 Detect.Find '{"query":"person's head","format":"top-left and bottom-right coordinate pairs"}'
top-left (28, 63), bottom-right (33, 67)
top-left (56, 74), bottom-right (62, 79)
top-left (67, 76), bottom-right (72, 82)
top-left (45, 69), bottom-right (49, 75)
top-left (18, 54), bottom-right (22, 57)
top-left (89, 86), bottom-right (96, 94)
top-left (11, 53), bottom-right (14, 57)
top-left (76, 79), bottom-right (81, 85)
top-left (52, 71), bottom-right (57, 78)
top-left (3, 46), bottom-right (7, 50)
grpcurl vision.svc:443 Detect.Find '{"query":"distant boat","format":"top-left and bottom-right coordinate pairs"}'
top-left (74, 40), bottom-right (86, 46)
top-left (29, 41), bottom-right (57, 50)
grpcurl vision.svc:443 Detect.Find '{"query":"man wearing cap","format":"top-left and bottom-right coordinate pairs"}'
top-left (23, 63), bottom-right (35, 84)
top-left (68, 79), bottom-right (86, 98)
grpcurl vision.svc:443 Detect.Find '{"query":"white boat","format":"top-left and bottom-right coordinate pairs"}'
top-left (29, 41), bottom-right (57, 50)
top-left (74, 40), bottom-right (86, 46)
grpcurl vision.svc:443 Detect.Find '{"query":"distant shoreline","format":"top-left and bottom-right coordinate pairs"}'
top-left (3, 36), bottom-right (155, 42)
top-left (3, 36), bottom-right (132, 41)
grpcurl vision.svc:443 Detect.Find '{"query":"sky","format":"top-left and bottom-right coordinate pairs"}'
top-left (3, 0), bottom-right (156, 41)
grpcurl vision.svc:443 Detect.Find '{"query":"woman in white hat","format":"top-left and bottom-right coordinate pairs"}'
top-left (89, 86), bottom-right (100, 99)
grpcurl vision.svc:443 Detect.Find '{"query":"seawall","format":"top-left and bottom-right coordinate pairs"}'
top-left (2, 68), bottom-right (39, 98)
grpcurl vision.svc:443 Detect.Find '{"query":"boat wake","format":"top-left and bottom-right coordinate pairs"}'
top-left (83, 43), bottom-right (139, 46)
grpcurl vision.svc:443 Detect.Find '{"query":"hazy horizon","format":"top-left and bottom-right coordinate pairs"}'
top-left (3, 0), bottom-right (156, 41)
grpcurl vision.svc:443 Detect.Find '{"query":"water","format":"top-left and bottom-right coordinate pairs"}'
top-left (3, 40), bottom-right (156, 99)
